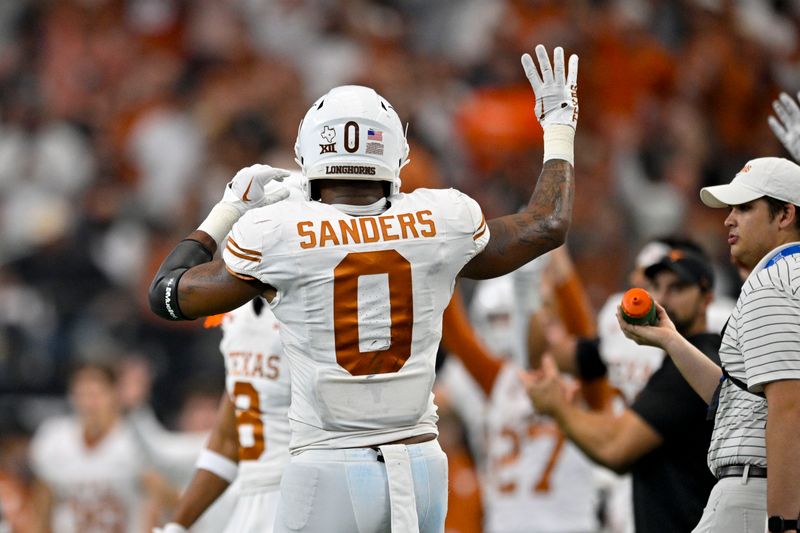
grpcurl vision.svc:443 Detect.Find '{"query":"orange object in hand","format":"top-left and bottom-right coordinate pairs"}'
top-left (620, 288), bottom-right (658, 326)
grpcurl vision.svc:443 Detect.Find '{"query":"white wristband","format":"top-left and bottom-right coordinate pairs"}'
top-left (197, 202), bottom-right (242, 246)
top-left (154, 524), bottom-right (188, 533)
top-left (195, 448), bottom-right (238, 483)
top-left (543, 124), bottom-right (575, 165)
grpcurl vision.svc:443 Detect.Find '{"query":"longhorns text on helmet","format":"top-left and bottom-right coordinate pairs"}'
top-left (294, 85), bottom-right (410, 199)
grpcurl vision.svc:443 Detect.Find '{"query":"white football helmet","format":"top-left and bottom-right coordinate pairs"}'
top-left (470, 274), bottom-right (517, 359)
top-left (294, 85), bottom-right (410, 199)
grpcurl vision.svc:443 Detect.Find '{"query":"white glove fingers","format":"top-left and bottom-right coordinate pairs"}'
top-left (265, 188), bottom-right (291, 204)
top-left (779, 92), bottom-right (800, 122)
top-left (768, 115), bottom-right (788, 141)
top-left (773, 99), bottom-right (792, 126)
top-left (567, 54), bottom-right (579, 88)
top-left (255, 166), bottom-right (291, 177)
top-left (553, 47), bottom-right (565, 85)
top-left (257, 169), bottom-right (291, 183)
top-left (535, 44), bottom-right (554, 84)
top-left (526, 44), bottom-right (578, 132)
top-left (521, 53), bottom-right (543, 92)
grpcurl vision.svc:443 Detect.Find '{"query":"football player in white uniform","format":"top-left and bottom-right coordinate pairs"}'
top-left (29, 361), bottom-right (162, 533)
top-left (155, 297), bottom-right (291, 533)
top-left (472, 268), bottom-right (599, 533)
top-left (438, 253), bottom-right (600, 533)
top-left (148, 45), bottom-right (579, 532)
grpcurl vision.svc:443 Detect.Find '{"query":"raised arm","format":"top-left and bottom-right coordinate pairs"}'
top-left (148, 165), bottom-right (289, 320)
top-left (461, 45), bottom-right (578, 279)
top-left (769, 92), bottom-right (800, 162)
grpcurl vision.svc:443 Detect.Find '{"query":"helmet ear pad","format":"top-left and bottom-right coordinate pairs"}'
top-left (294, 85), bottom-right (409, 200)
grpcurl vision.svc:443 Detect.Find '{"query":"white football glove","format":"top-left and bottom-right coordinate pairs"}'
top-left (152, 524), bottom-right (187, 533)
top-left (221, 163), bottom-right (292, 216)
top-left (199, 163), bottom-right (291, 245)
top-left (768, 92), bottom-right (800, 162)
top-left (521, 45), bottom-right (579, 130)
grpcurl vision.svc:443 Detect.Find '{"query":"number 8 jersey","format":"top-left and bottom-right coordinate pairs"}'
top-left (223, 188), bottom-right (489, 452)
top-left (219, 299), bottom-right (291, 492)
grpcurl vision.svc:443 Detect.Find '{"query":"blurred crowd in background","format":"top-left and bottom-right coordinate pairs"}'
top-left (0, 0), bottom-right (798, 527)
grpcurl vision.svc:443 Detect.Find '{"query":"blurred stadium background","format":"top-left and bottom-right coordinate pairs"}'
top-left (0, 0), bottom-right (797, 530)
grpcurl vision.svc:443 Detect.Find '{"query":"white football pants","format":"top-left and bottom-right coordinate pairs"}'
top-left (273, 439), bottom-right (448, 533)
top-left (223, 489), bottom-right (280, 533)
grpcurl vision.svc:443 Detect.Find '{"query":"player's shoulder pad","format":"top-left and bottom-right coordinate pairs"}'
top-left (445, 187), bottom-right (485, 236)
top-left (224, 205), bottom-right (288, 278)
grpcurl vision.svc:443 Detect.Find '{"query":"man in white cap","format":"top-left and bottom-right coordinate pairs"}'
top-left (616, 157), bottom-right (800, 533)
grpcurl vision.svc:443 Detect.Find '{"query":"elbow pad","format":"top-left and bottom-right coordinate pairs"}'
top-left (149, 239), bottom-right (213, 321)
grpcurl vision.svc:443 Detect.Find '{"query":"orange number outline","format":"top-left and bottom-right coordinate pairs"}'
top-left (495, 423), bottom-right (566, 494)
top-left (527, 425), bottom-right (566, 493)
top-left (332, 250), bottom-right (414, 376)
top-left (232, 381), bottom-right (265, 461)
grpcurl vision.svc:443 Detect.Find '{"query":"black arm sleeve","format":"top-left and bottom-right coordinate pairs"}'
top-left (148, 239), bottom-right (213, 321)
top-left (575, 337), bottom-right (607, 380)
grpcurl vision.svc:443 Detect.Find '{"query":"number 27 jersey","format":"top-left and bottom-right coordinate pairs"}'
top-left (223, 187), bottom-right (489, 452)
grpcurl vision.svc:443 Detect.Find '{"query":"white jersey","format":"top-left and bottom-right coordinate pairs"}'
top-left (224, 188), bottom-right (489, 452)
top-left (597, 292), bottom-right (665, 403)
top-left (221, 299), bottom-right (292, 491)
top-left (483, 364), bottom-right (598, 533)
top-left (29, 417), bottom-right (146, 533)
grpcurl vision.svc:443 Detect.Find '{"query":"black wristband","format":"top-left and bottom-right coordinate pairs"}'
top-left (768, 516), bottom-right (799, 532)
top-left (148, 239), bottom-right (213, 321)
top-left (575, 337), bottom-right (607, 380)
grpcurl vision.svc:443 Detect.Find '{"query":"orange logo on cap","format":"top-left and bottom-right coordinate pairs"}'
top-left (740, 164), bottom-right (752, 173)
top-left (668, 249), bottom-right (685, 261)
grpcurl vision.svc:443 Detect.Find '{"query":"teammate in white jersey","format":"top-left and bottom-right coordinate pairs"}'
top-left (466, 269), bottom-right (599, 533)
top-left (155, 297), bottom-right (291, 533)
top-left (149, 44), bottom-right (579, 532)
top-left (618, 157), bottom-right (800, 533)
top-left (536, 239), bottom-right (669, 533)
top-left (29, 361), bottom-right (162, 533)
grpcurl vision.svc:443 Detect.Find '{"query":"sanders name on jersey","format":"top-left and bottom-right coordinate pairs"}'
top-left (297, 210), bottom-right (437, 249)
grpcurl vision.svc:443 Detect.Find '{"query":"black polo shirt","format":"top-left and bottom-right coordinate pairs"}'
top-left (630, 332), bottom-right (721, 533)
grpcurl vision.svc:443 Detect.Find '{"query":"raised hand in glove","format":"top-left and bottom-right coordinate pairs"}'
top-left (222, 163), bottom-right (291, 216)
top-left (199, 163), bottom-right (291, 245)
top-left (522, 44), bottom-right (579, 131)
top-left (769, 92), bottom-right (800, 162)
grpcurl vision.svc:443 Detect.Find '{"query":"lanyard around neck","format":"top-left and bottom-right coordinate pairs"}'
top-left (764, 244), bottom-right (800, 270)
